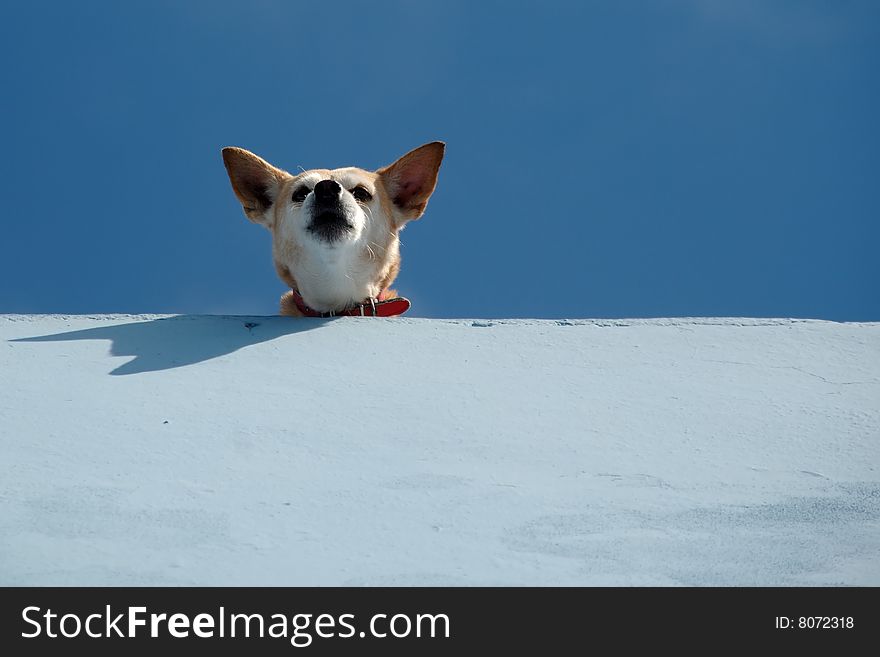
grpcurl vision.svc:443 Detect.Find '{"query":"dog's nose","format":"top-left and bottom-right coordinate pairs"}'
top-left (313, 179), bottom-right (342, 202)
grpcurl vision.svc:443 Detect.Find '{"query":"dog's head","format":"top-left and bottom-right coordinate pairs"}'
top-left (222, 142), bottom-right (444, 314)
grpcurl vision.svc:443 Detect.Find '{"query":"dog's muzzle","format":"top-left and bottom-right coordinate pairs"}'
top-left (307, 179), bottom-right (354, 242)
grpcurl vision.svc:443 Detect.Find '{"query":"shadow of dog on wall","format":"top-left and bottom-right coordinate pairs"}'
top-left (12, 315), bottom-right (332, 375)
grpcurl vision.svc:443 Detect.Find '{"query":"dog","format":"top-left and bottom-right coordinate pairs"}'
top-left (222, 142), bottom-right (444, 317)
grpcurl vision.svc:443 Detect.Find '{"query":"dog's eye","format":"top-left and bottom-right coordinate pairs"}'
top-left (351, 186), bottom-right (373, 203)
top-left (291, 186), bottom-right (310, 204)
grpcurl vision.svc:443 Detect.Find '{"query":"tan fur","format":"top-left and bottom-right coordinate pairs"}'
top-left (222, 142), bottom-right (444, 316)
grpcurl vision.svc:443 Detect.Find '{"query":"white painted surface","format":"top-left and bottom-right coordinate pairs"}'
top-left (1, 315), bottom-right (878, 585)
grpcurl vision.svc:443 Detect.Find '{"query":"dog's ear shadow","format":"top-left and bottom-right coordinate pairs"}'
top-left (377, 141), bottom-right (445, 222)
top-left (222, 147), bottom-right (289, 227)
top-left (11, 315), bottom-right (334, 376)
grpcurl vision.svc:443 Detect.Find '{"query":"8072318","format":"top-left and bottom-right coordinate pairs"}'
top-left (800, 617), bottom-right (854, 629)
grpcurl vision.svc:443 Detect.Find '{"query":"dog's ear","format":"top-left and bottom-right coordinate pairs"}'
top-left (221, 147), bottom-right (288, 226)
top-left (377, 141), bottom-right (445, 222)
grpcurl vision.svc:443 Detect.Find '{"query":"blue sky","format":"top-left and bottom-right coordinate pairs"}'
top-left (1, 1), bottom-right (877, 320)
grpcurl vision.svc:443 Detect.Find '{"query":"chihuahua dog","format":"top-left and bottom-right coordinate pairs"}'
top-left (222, 142), bottom-right (444, 317)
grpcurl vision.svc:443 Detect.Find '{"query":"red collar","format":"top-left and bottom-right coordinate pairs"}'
top-left (290, 289), bottom-right (411, 317)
